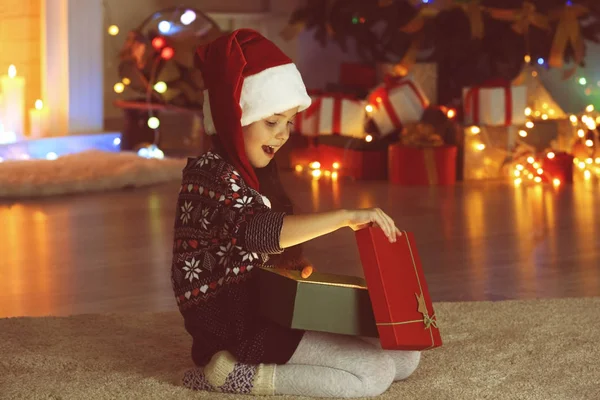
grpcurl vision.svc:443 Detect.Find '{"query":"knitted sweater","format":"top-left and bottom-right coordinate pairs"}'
top-left (171, 152), bottom-right (305, 366)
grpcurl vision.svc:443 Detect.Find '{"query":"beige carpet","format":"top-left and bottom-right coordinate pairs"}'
top-left (0, 150), bottom-right (186, 198)
top-left (1, 298), bottom-right (598, 400)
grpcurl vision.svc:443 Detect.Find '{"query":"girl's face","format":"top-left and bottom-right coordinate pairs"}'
top-left (242, 107), bottom-right (299, 168)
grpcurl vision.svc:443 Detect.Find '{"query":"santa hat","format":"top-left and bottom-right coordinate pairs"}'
top-left (195, 29), bottom-right (311, 190)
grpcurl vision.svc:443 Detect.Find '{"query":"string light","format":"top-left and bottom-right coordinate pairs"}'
top-left (470, 126), bottom-right (481, 135)
top-left (579, 77), bottom-right (587, 85)
top-left (332, 162), bottom-right (340, 170)
top-left (158, 21), bottom-right (172, 34)
top-left (524, 107), bottom-right (532, 116)
top-left (547, 152), bottom-right (555, 159)
top-left (295, 165), bottom-right (303, 172)
top-left (586, 104), bottom-right (594, 112)
top-left (180, 10), bottom-right (197, 25)
top-left (365, 135), bottom-right (373, 143)
top-left (108, 25), bottom-right (119, 35)
top-left (154, 81), bottom-right (167, 93)
top-left (365, 104), bottom-right (374, 113)
top-left (148, 117), bottom-right (160, 129)
top-left (114, 82), bottom-right (125, 93)
top-left (161, 47), bottom-right (175, 60)
top-left (518, 130), bottom-right (528, 137)
top-left (525, 121), bottom-right (534, 129)
top-left (152, 37), bottom-right (166, 49)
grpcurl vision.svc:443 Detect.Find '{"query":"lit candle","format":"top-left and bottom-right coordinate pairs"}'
top-left (29, 99), bottom-right (49, 138)
top-left (0, 65), bottom-right (26, 137)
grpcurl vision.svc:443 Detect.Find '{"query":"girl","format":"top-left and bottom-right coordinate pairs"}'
top-left (171, 29), bottom-right (420, 398)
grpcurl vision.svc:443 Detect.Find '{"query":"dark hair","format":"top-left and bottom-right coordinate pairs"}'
top-left (209, 137), bottom-right (306, 270)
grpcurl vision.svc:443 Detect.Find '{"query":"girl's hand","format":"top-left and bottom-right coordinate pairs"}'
top-left (346, 208), bottom-right (402, 243)
top-left (301, 265), bottom-right (314, 279)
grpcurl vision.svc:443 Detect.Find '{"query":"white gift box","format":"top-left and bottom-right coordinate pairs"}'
top-left (297, 94), bottom-right (366, 138)
top-left (462, 85), bottom-right (527, 127)
top-left (367, 78), bottom-right (429, 136)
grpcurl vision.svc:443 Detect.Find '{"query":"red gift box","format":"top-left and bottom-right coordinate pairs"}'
top-left (340, 63), bottom-right (377, 90)
top-left (541, 152), bottom-right (574, 184)
top-left (318, 144), bottom-right (387, 180)
top-left (388, 144), bottom-right (457, 186)
top-left (289, 143), bottom-right (319, 169)
top-left (355, 227), bottom-right (442, 350)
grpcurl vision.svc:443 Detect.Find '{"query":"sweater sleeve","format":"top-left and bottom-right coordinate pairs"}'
top-left (177, 156), bottom-right (285, 259)
top-left (222, 182), bottom-right (285, 256)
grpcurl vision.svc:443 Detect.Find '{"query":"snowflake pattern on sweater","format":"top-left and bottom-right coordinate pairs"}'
top-left (171, 152), bottom-right (304, 365)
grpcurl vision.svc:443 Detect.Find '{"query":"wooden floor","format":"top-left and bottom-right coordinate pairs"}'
top-left (1, 173), bottom-right (599, 318)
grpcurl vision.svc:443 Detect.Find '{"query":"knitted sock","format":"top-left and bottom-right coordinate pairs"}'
top-left (182, 350), bottom-right (275, 396)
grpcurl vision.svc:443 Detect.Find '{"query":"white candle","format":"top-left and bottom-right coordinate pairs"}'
top-left (0, 65), bottom-right (26, 137)
top-left (0, 122), bottom-right (17, 145)
top-left (29, 99), bottom-right (49, 139)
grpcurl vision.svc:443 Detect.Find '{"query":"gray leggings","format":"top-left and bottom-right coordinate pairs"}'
top-left (275, 331), bottom-right (421, 398)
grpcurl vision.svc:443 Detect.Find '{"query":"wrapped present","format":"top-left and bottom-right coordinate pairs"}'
top-left (541, 152), bottom-right (574, 184)
top-left (303, 93), bottom-right (366, 138)
top-left (388, 143), bottom-right (457, 186)
top-left (402, 122), bottom-right (445, 147)
top-left (294, 89), bottom-right (323, 136)
top-left (367, 77), bottom-right (429, 137)
top-left (462, 125), bottom-right (513, 180)
top-left (278, 135), bottom-right (318, 169)
top-left (340, 63), bottom-right (377, 91)
top-left (355, 227), bottom-right (442, 350)
top-left (318, 135), bottom-right (389, 180)
top-left (377, 63), bottom-right (438, 104)
top-left (519, 118), bottom-right (574, 152)
top-left (463, 80), bottom-right (527, 126)
top-left (258, 267), bottom-right (378, 337)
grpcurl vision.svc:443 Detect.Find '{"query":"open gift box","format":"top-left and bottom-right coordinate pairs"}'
top-left (258, 267), bottom-right (378, 337)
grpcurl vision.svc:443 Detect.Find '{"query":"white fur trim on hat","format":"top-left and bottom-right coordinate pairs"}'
top-left (240, 63), bottom-right (311, 127)
top-left (202, 63), bottom-right (311, 135)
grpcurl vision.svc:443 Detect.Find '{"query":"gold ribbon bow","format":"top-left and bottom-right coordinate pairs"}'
top-left (489, 2), bottom-right (550, 35)
top-left (548, 3), bottom-right (588, 71)
top-left (416, 292), bottom-right (438, 329)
